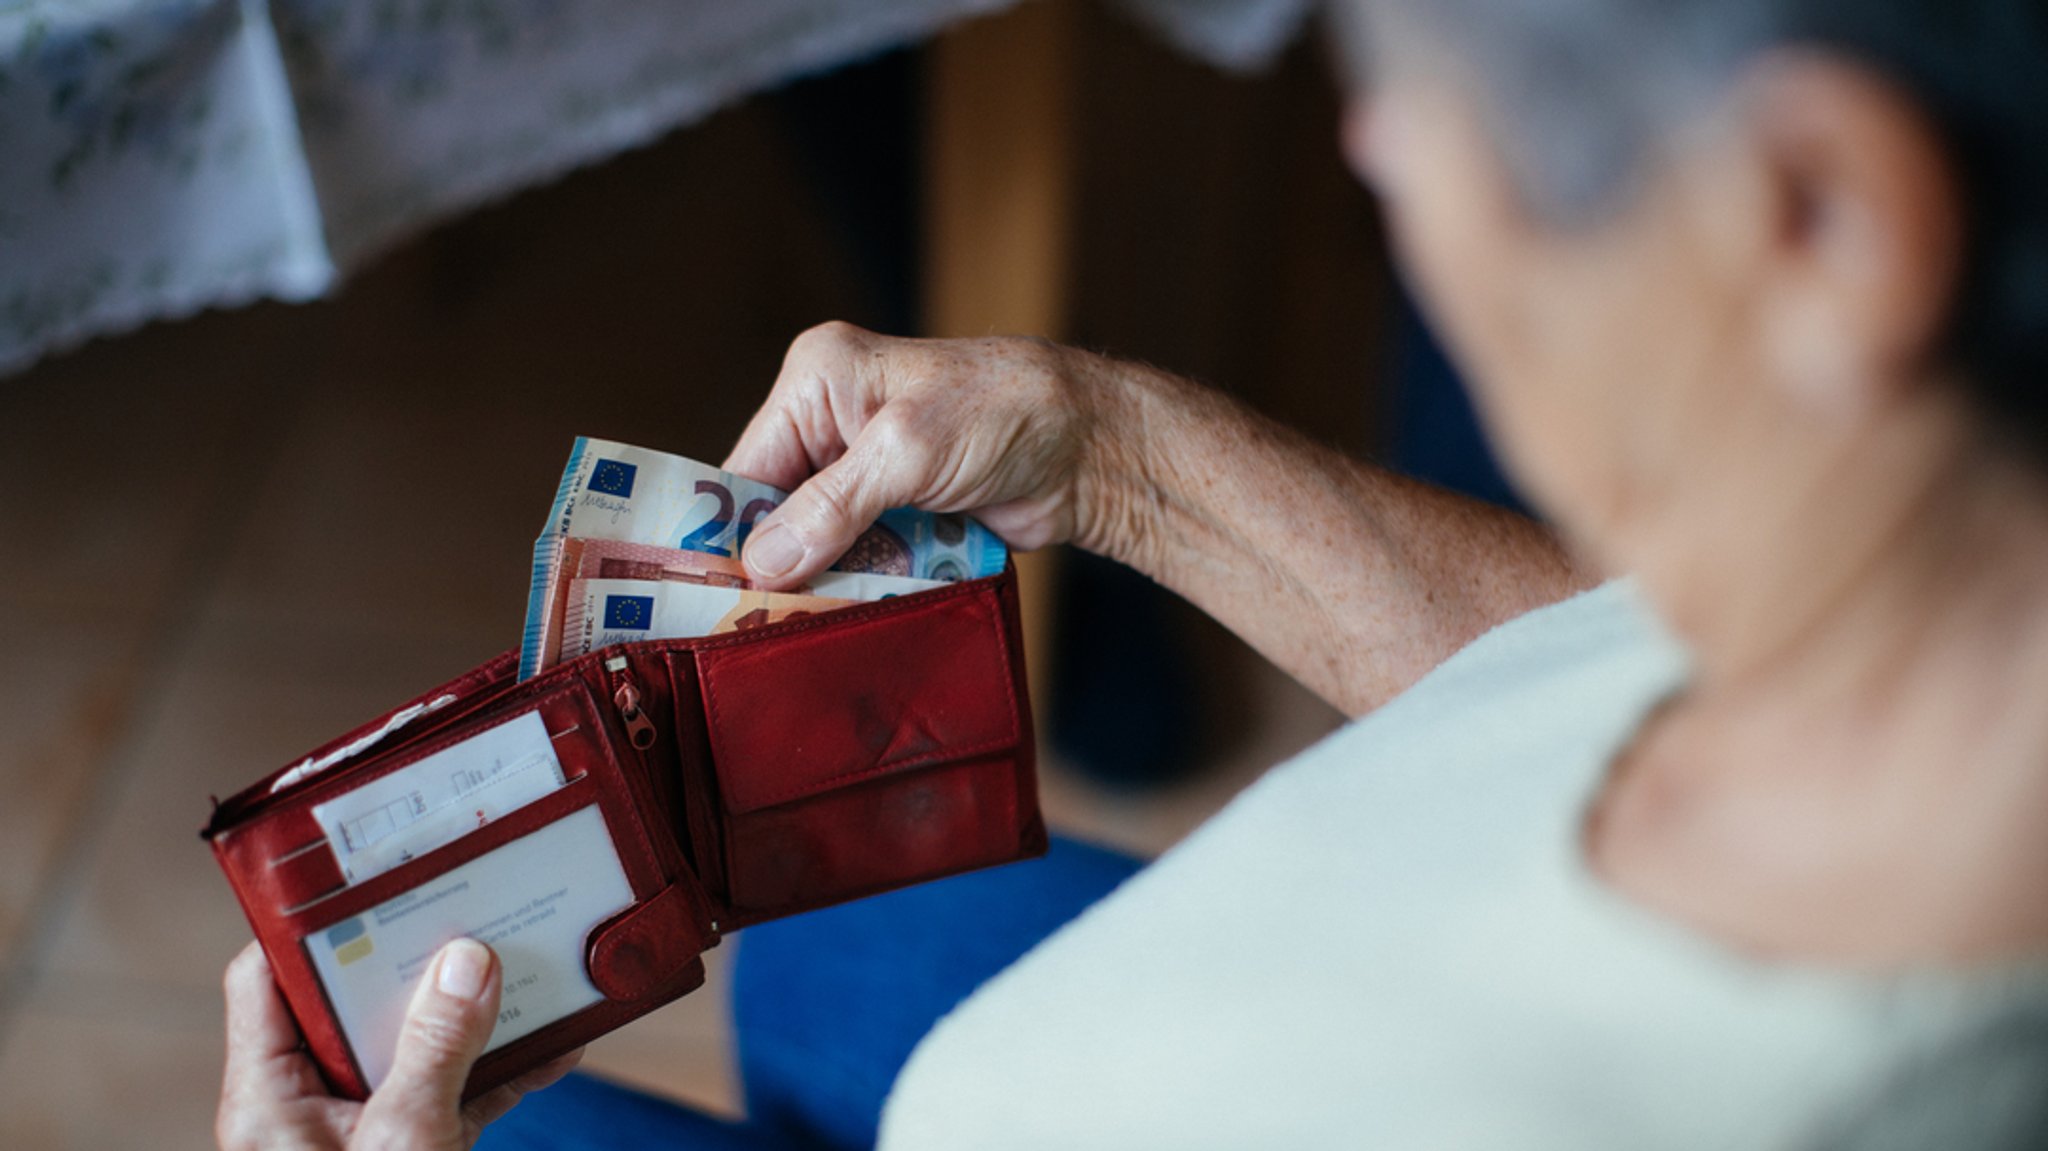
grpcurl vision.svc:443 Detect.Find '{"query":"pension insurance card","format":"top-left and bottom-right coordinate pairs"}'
top-left (306, 806), bottom-right (635, 1089)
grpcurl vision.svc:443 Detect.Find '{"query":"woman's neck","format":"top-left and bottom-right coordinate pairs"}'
top-left (1685, 431), bottom-right (2048, 767)
top-left (1604, 411), bottom-right (2048, 962)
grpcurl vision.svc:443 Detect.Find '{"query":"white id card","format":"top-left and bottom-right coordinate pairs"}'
top-left (305, 806), bottom-right (636, 1089)
top-left (312, 711), bottom-right (567, 884)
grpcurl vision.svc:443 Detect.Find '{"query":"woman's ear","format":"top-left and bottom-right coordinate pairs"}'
top-left (1735, 54), bottom-right (1966, 420)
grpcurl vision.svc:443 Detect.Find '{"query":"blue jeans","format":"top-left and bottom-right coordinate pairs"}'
top-left (477, 837), bottom-right (1143, 1151)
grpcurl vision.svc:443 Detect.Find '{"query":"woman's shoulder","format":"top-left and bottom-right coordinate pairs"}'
top-left (1345, 577), bottom-right (1689, 746)
top-left (1449, 577), bottom-right (1679, 673)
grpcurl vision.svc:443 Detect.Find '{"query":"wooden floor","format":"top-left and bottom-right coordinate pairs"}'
top-left (0, 25), bottom-right (1376, 1147)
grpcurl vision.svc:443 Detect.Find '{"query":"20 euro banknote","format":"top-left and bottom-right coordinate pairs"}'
top-left (520, 438), bottom-right (1007, 678)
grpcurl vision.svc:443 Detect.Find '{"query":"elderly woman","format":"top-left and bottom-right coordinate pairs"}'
top-left (217, 0), bottom-right (2048, 1146)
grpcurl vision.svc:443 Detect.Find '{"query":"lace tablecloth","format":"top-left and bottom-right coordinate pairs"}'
top-left (0, 0), bottom-right (1309, 376)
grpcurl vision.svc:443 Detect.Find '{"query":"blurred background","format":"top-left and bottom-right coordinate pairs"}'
top-left (0, 0), bottom-right (1509, 1145)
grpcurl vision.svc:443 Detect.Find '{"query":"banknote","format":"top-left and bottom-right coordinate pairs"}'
top-left (571, 539), bottom-right (947, 602)
top-left (561, 577), bottom-right (860, 656)
top-left (520, 437), bottom-right (1007, 678)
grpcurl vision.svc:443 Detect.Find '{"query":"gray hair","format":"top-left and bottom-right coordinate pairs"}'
top-left (1329, 0), bottom-right (2048, 449)
top-left (1331, 0), bottom-right (1772, 220)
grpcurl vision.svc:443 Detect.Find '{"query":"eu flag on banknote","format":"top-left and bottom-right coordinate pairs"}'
top-left (589, 459), bottom-right (638, 498)
top-left (604, 595), bottom-right (655, 630)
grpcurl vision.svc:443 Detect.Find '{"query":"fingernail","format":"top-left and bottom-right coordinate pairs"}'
top-left (436, 938), bottom-right (491, 1000)
top-left (746, 523), bottom-right (805, 579)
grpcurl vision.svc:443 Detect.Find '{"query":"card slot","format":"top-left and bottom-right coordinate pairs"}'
top-left (216, 680), bottom-right (608, 834)
top-left (273, 685), bottom-right (671, 928)
top-left (284, 883), bottom-right (349, 917)
top-left (279, 774), bottom-right (609, 924)
top-left (271, 837), bottom-right (331, 865)
top-left (308, 755), bottom-right (587, 904)
top-left (308, 711), bottom-right (584, 893)
top-left (545, 727), bottom-right (591, 789)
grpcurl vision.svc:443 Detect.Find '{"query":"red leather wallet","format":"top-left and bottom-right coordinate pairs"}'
top-left (203, 567), bottom-right (1045, 1101)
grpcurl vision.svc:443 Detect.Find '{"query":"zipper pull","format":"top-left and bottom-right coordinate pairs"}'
top-left (607, 657), bottom-right (659, 750)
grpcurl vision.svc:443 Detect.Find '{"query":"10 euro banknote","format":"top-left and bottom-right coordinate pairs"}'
top-left (568, 538), bottom-right (946, 602)
top-left (563, 578), bottom-right (858, 656)
top-left (520, 438), bottom-right (1007, 678)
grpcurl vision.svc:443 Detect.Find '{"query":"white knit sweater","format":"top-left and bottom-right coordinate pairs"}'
top-left (880, 583), bottom-right (2048, 1150)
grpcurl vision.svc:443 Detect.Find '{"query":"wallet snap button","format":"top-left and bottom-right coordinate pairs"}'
top-left (585, 880), bottom-right (715, 1002)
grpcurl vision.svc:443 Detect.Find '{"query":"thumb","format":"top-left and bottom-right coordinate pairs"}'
top-left (742, 426), bottom-right (916, 588)
top-left (356, 938), bottom-right (500, 1149)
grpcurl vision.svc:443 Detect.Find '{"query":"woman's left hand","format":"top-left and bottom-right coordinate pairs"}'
top-left (216, 939), bottom-right (580, 1151)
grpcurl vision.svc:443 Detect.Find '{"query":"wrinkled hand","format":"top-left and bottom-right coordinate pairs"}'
top-left (217, 939), bottom-right (579, 1151)
top-left (725, 322), bottom-right (1117, 589)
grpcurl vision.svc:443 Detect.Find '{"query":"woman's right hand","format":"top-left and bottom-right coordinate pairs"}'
top-left (723, 322), bottom-right (1127, 589)
top-left (732, 323), bottom-right (1584, 719)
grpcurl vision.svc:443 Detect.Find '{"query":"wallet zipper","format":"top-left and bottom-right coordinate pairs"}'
top-left (606, 656), bottom-right (660, 751)
top-left (606, 655), bottom-right (721, 933)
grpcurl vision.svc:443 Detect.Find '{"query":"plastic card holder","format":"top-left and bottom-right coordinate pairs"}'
top-left (218, 679), bottom-right (678, 1099)
top-left (242, 684), bottom-right (604, 918)
top-left (309, 709), bottom-right (573, 890)
top-left (304, 805), bottom-right (634, 1090)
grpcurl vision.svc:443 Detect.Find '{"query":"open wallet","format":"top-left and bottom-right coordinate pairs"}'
top-left (203, 566), bottom-right (1044, 1101)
